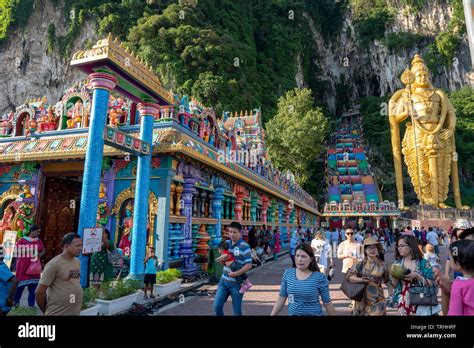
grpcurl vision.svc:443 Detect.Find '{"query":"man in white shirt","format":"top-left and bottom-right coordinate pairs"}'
top-left (337, 229), bottom-right (362, 275)
top-left (426, 227), bottom-right (439, 254)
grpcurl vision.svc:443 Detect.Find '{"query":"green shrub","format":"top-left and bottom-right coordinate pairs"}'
top-left (81, 286), bottom-right (99, 310)
top-left (7, 306), bottom-right (39, 316)
top-left (99, 278), bottom-right (141, 301)
top-left (156, 268), bottom-right (182, 284)
top-left (383, 32), bottom-right (425, 51)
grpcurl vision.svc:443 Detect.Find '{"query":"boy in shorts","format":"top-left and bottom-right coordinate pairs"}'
top-left (143, 247), bottom-right (158, 299)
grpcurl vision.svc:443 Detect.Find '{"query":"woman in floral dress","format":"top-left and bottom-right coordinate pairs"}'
top-left (347, 237), bottom-right (388, 316)
top-left (89, 229), bottom-right (115, 289)
top-left (391, 235), bottom-right (440, 316)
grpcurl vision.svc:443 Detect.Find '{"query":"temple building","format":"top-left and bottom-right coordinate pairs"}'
top-left (0, 35), bottom-right (319, 285)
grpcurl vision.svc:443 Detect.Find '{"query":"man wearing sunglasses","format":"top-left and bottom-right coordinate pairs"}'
top-left (337, 228), bottom-right (362, 275)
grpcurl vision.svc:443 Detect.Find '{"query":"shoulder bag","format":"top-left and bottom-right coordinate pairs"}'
top-left (340, 261), bottom-right (366, 301)
top-left (408, 259), bottom-right (438, 307)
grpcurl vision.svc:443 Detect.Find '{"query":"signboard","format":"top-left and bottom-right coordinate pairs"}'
top-left (1, 230), bottom-right (18, 269)
top-left (103, 126), bottom-right (151, 156)
top-left (82, 227), bottom-right (103, 254)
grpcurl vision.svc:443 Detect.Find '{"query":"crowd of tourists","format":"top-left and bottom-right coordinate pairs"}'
top-left (1, 220), bottom-right (473, 317)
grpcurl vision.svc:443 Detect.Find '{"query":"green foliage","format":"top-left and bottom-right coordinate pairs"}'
top-left (7, 306), bottom-right (39, 316)
top-left (265, 88), bottom-right (329, 187)
top-left (99, 278), bottom-right (141, 301)
top-left (449, 87), bottom-right (474, 184)
top-left (0, 0), bottom-right (35, 44)
top-left (47, 23), bottom-right (56, 54)
top-left (427, 0), bottom-right (465, 68)
top-left (156, 268), bottom-right (182, 284)
top-left (82, 286), bottom-right (99, 310)
top-left (383, 32), bottom-right (425, 51)
top-left (401, 0), bottom-right (424, 13)
top-left (350, 0), bottom-right (394, 46)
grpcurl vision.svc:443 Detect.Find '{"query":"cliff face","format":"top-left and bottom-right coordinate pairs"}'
top-left (0, 0), bottom-right (97, 116)
top-left (0, 0), bottom-right (471, 117)
top-left (301, 0), bottom-right (472, 113)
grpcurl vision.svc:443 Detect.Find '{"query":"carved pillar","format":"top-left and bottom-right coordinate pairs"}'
top-left (212, 186), bottom-right (224, 247)
top-left (234, 186), bottom-right (245, 223)
top-left (250, 193), bottom-right (257, 222)
top-left (208, 192), bottom-right (214, 217)
top-left (181, 173), bottom-right (199, 276)
top-left (175, 183), bottom-right (183, 216)
top-left (200, 190), bottom-right (207, 218)
top-left (231, 196), bottom-right (235, 220)
top-left (129, 102), bottom-right (159, 280)
top-left (77, 72), bottom-right (117, 287)
top-left (192, 189), bottom-right (199, 217)
top-left (261, 196), bottom-right (270, 224)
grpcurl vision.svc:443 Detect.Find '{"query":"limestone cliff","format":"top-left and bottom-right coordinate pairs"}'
top-left (0, 0), bottom-right (97, 116)
top-left (300, 0), bottom-right (472, 114)
top-left (0, 0), bottom-right (471, 117)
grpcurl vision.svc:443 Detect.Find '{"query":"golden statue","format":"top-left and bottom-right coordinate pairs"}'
top-left (389, 54), bottom-right (469, 210)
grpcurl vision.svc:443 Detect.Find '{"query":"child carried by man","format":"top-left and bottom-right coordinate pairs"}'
top-left (217, 241), bottom-right (253, 294)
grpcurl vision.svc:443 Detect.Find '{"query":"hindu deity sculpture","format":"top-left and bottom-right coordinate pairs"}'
top-left (0, 205), bottom-right (15, 243)
top-left (23, 117), bottom-right (37, 137)
top-left (108, 109), bottom-right (121, 127)
top-left (99, 183), bottom-right (107, 199)
top-left (118, 201), bottom-right (134, 257)
top-left (389, 54), bottom-right (469, 210)
top-left (19, 184), bottom-right (33, 198)
top-left (0, 112), bottom-right (13, 136)
top-left (67, 100), bottom-right (85, 128)
top-left (96, 202), bottom-right (109, 227)
top-left (13, 203), bottom-right (35, 237)
top-left (38, 106), bottom-right (58, 132)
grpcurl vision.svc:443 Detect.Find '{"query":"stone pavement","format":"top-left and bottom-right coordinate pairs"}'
top-left (155, 242), bottom-right (449, 316)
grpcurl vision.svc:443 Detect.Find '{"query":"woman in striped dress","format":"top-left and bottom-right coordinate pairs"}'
top-left (271, 243), bottom-right (337, 316)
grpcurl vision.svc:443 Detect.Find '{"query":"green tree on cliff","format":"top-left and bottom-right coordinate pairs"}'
top-left (265, 88), bottom-right (329, 189)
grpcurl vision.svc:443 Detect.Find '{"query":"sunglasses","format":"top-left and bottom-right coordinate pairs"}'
top-left (346, 233), bottom-right (353, 235)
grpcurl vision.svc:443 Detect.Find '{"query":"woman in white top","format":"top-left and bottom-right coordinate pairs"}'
top-left (311, 231), bottom-right (333, 276)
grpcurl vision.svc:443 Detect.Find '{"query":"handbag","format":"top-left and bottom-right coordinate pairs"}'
top-left (408, 285), bottom-right (438, 306)
top-left (340, 262), bottom-right (366, 301)
top-left (26, 259), bottom-right (42, 276)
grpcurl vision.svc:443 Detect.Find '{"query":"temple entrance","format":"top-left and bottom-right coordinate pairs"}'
top-left (39, 175), bottom-right (82, 262)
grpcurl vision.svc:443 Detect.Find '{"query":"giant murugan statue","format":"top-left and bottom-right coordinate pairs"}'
top-left (389, 54), bottom-right (469, 210)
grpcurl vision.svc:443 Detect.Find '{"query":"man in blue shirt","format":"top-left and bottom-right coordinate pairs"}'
top-left (214, 222), bottom-right (252, 316)
top-left (0, 246), bottom-right (18, 316)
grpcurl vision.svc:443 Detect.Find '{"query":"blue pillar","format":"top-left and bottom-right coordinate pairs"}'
top-left (77, 73), bottom-right (117, 288)
top-left (181, 174), bottom-right (199, 276)
top-left (154, 157), bottom-right (175, 270)
top-left (128, 103), bottom-right (159, 280)
top-left (212, 184), bottom-right (225, 246)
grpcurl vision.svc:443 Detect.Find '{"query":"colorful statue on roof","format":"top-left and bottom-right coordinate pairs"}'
top-left (67, 100), bottom-right (85, 128)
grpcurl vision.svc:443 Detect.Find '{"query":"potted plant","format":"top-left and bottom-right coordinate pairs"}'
top-left (154, 268), bottom-right (183, 297)
top-left (80, 287), bottom-right (101, 316)
top-left (96, 278), bottom-right (141, 315)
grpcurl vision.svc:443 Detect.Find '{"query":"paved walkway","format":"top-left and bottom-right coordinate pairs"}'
top-left (155, 243), bottom-right (449, 316)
